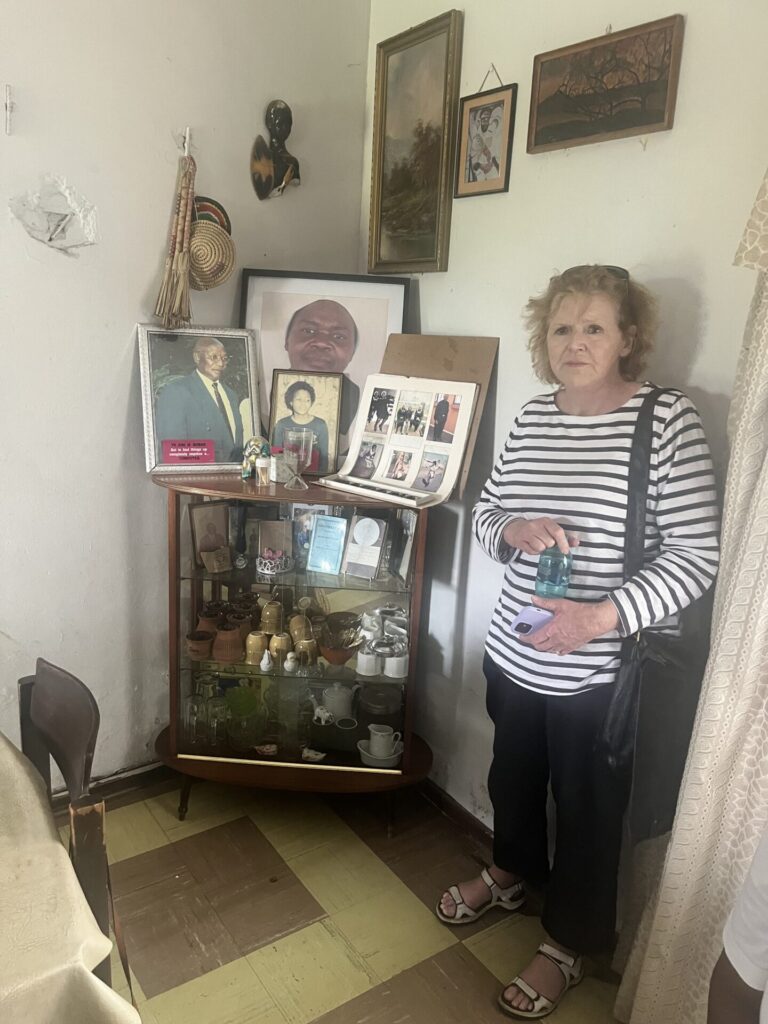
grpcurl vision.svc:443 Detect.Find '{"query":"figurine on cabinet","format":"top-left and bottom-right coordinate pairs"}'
top-left (241, 435), bottom-right (271, 482)
top-left (250, 100), bottom-right (301, 200)
top-left (312, 704), bottom-right (334, 726)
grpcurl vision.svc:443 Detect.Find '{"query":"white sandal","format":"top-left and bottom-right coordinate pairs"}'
top-left (435, 867), bottom-right (525, 925)
top-left (498, 942), bottom-right (583, 1019)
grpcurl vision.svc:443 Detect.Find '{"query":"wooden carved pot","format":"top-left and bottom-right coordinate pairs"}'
top-left (186, 630), bottom-right (214, 660)
top-left (228, 612), bottom-right (253, 643)
top-left (197, 614), bottom-right (222, 635)
top-left (212, 624), bottom-right (244, 664)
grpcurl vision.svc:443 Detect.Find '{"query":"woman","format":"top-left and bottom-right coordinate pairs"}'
top-left (436, 265), bottom-right (720, 1019)
top-left (272, 380), bottom-right (329, 473)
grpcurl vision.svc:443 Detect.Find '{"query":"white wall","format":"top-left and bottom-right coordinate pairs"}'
top-left (362, 1), bottom-right (768, 823)
top-left (0, 0), bottom-right (370, 777)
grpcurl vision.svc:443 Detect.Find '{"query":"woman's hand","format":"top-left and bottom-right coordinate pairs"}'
top-left (524, 595), bottom-right (619, 656)
top-left (502, 517), bottom-right (577, 555)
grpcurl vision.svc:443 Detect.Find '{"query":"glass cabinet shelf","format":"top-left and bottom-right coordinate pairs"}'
top-left (186, 658), bottom-right (409, 685)
top-left (180, 564), bottom-right (411, 594)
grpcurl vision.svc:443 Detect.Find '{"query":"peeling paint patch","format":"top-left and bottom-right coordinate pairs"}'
top-left (9, 175), bottom-right (97, 256)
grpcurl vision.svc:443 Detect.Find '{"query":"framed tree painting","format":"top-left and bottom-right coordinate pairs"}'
top-left (527, 15), bottom-right (684, 154)
top-left (368, 10), bottom-right (464, 274)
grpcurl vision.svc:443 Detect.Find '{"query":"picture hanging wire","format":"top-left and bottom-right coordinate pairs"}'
top-left (477, 63), bottom-right (505, 94)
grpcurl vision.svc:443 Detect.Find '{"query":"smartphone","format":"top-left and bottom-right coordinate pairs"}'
top-left (510, 606), bottom-right (554, 637)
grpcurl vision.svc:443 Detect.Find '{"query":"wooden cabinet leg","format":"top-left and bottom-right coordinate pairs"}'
top-left (178, 777), bottom-right (194, 821)
top-left (386, 790), bottom-right (395, 839)
top-left (70, 800), bottom-right (111, 986)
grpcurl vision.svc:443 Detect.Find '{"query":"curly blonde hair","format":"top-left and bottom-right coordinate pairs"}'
top-left (524, 265), bottom-right (659, 385)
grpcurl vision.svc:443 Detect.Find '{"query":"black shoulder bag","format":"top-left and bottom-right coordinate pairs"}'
top-left (595, 387), bottom-right (713, 839)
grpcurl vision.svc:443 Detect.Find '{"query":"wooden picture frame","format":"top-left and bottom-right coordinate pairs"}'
top-left (189, 500), bottom-right (231, 568)
top-left (368, 9), bottom-right (464, 273)
top-left (527, 15), bottom-right (685, 154)
top-left (455, 84), bottom-right (518, 198)
top-left (138, 324), bottom-right (260, 474)
top-left (268, 370), bottom-right (343, 476)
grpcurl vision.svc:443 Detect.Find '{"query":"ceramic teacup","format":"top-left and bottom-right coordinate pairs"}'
top-left (384, 652), bottom-right (409, 678)
top-left (368, 723), bottom-right (401, 758)
top-left (356, 649), bottom-right (382, 676)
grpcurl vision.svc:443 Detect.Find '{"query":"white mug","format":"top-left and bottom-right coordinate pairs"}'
top-left (356, 650), bottom-right (382, 676)
top-left (384, 652), bottom-right (409, 678)
top-left (368, 723), bottom-right (401, 758)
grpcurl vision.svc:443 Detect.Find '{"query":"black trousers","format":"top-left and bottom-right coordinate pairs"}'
top-left (484, 653), bottom-right (632, 953)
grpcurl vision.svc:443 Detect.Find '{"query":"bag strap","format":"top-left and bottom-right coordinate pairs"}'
top-left (624, 386), bottom-right (673, 580)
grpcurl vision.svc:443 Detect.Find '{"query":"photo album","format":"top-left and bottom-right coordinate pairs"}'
top-left (321, 374), bottom-right (478, 507)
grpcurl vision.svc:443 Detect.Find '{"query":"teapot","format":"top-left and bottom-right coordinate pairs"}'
top-left (321, 681), bottom-right (360, 719)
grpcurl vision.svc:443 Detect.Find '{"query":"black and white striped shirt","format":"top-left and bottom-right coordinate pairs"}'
top-left (473, 384), bottom-right (720, 695)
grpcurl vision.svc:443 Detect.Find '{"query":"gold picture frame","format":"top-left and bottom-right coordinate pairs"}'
top-left (368, 10), bottom-right (464, 274)
top-left (528, 15), bottom-right (685, 154)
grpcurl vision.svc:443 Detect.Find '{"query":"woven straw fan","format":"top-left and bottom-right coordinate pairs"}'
top-left (155, 155), bottom-right (196, 328)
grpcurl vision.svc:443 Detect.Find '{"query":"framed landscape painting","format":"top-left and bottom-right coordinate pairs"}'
top-left (527, 15), bottom-right (684, 154)
top-left (368, 10), bottom-right (464, 274)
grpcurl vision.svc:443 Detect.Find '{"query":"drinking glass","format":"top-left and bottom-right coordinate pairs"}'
top-left (206, 697), bottom-right (229, 750)
top-left (181, 694), bottom-right (206, 747)
top-left (283, 428), bottom-right (314, 491)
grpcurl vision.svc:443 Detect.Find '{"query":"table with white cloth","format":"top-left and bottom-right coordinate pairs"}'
top-left (0, 732), bottom-right (140, 1024)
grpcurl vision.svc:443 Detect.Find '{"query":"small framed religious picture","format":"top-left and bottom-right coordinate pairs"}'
top-left (455, 84), bottom-right (518, 198)
top-left (268, 370), bottom-right (343, 475)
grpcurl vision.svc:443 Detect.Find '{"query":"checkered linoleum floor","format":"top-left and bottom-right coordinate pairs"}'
top-left (64, 782), bottom-right (620, 1023)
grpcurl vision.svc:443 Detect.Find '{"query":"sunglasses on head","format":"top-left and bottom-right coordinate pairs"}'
top-left (562, 264), bottom-right (629, 280)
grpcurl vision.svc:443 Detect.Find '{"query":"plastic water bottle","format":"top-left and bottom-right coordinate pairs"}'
top-left (535, 546), bottom-right (572, 598)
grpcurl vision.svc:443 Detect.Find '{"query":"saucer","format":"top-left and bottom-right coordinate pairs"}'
top-left (357, 739), bottom-right (403, 768)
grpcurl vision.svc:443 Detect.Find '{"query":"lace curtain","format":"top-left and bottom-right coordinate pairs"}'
top-left (615, 168), bottom-right (768, 1023)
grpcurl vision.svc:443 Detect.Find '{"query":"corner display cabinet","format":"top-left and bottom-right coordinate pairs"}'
top-left (152, 475), bottom-right (432, 817)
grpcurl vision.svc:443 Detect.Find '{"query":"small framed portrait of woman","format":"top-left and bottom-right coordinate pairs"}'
top-left (268, 371), bottom-right (342, 475)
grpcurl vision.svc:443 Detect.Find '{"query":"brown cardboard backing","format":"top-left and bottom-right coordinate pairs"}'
top-left (380, 334), bottom-right (499, 499)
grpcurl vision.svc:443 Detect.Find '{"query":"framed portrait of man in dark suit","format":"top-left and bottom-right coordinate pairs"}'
top-left (138, 325), bottom-right (261, 473)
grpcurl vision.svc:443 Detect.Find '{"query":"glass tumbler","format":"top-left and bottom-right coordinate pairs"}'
top-left (206, 697), bottom-right (229, 750)
top-left (182, 694), bottom-right (206, 746)
top-left (283, 428), bottom-right (314, 491)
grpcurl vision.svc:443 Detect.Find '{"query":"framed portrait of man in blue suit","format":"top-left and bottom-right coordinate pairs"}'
top-left (138, 325), bottom-right (261, 474)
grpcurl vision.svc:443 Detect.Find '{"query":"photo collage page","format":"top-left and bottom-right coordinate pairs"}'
top-left (351, 386), bottom-right (465, 494)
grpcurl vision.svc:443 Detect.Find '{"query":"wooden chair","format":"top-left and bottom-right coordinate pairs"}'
top-left (18, 657), bottom-right (110, 985)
